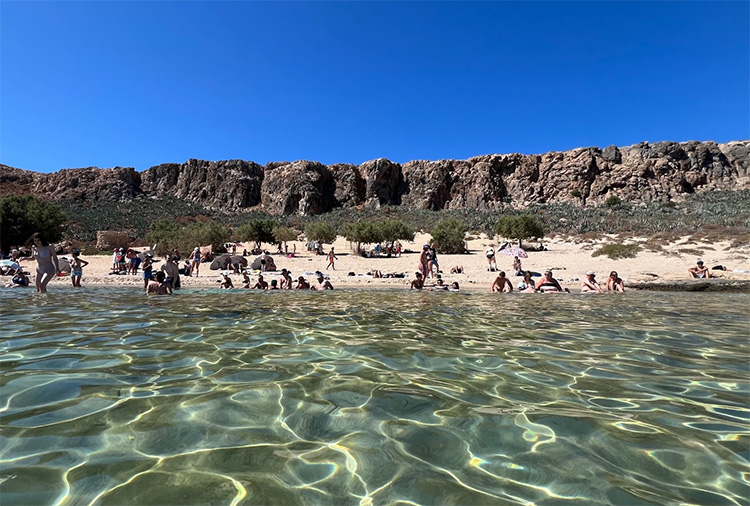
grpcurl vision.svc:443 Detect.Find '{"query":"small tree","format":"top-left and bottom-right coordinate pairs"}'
top-left (495, 214), bottom-right (544, 248)
top-left (429, 218), bottom-right (467, 254)
top-left (272, 225), bottom-right (298, 252)
top-left (0, 195), bottom-right (67, 252)
top-left (185, 221), bottom-right (232, 252)
top-left (305, 222), bottom-right (337, 248)
top-left (342, 221), bottom-right (379, 253)
top-left (376, 220), bottom-right (415, 245)
top-left (236, 218), bottom-right (277, 250)
top-left (146, 219), bottom-right (182, 255)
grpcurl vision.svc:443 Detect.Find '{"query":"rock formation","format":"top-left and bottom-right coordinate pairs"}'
top-left (2, 140), bottom-right (748, 215)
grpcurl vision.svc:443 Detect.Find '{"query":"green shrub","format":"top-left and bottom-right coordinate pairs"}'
top-left (146, 219), bottom-right (231, 255)
top-left (0, 195), bottom-right (67, 252)
top-left (430, 218), bottom-right (467, 253)
top-left (570, 189), bottom-right (582, 198)
top-left (591, 243), bottom-right (641, 260)
top-left (146, 219), bottom-right (182, 255)
top-left (604, 195), bottom-right (622, 207)
top-left (495, 214), bottom-right (545, 248)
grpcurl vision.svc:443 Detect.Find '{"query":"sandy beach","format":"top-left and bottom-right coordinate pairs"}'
top-left (25, 233), bottom-right (750, 292)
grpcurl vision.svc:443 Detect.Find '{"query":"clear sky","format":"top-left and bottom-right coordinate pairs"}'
top-left (1, 1), bottom-right (748, 173)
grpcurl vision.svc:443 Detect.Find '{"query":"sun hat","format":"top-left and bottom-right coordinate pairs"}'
top-left (586, 271), bottom-right (595, 275)
top-left (518, 282), bottom-right (527, 290)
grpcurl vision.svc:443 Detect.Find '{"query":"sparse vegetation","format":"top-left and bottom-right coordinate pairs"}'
top-left (604, 195), bottom-right (622, 207)
top-left (592, 243), bottom-right (641, 260)
top-left (305, 222), bottom-right (337, 247)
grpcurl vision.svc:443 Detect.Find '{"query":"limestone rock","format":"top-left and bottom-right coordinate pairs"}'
top-left (96, 230), bottom-right (129, 251)
top-left (260, 160), bottom-right (335, 215)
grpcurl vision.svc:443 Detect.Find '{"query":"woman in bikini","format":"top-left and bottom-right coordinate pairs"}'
top-left (69, 250), bottom-right (89, 288)
top-left (535, 269), bottom-right (564, 293)
top-left (607, 271), bottom-right (625, 292)
top-left (23, 233), bottom-right (60, 293)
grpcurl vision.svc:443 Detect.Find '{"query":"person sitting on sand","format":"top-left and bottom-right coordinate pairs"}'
top-left (410, 271), bottom-right (424, 290)
top-left (147, 271), bottom-right (170, 295)
top-left (69, 250), bottom-right (89, 288)
top-left (220, 272), bottom-right (234, 289)
top-left (512, 256), bottom-right (523, 276)
top-left (491, 271), bottom-right (514, 293)
top-left (295, 276), bottom-right (310, 289)
top-left (688, 259), bottom-right (711, 279)
top-left (280, 269), bottom-right (293, 289)
top-left (6, 270), bottom-right (30, 288)
top-left (517, 281), bottom-right (536, 293)
top-left (535, 269), bottom-right (564, 293)
top-left (522, 270), bottom-right (535, 288)
top-left (581, 271), bottom-right (603, 293)
top-left (241, 272), bottom-right (251, 288)
top-left (450, 265), bottom-right (464, 274)
top-left (253, 275), bottom-right (269, 290)
top-left (486, 245), bottom-right (497, 271)
top-left (607, 271), bottom-right (625, 292)
top-left (312, 274), bottom-right (334, 290)
top-left (270, 279), bottom-right (279, 290)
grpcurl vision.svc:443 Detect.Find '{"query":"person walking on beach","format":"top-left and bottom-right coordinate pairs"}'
top-left (581, 271), bottom-right (603, 293)
top-left (22, 233), bottom-right (60, 293)
top-left (69, 250), bottom-right (89, 288)
top-left (491, 271), bottom-right (514, 292)
top-left (326, 248), bottom-right (338, 270)
top-left (607, 271), bottom-right (625, 292)
top-left (429, 243), bottom-right (439, 278)
top-left (190, 247), bottom-right (203, 276)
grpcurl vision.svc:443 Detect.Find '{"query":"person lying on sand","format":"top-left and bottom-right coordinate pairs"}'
top-left (688, 259), bottom-right (711, 279)
top-left (581, 271), bottom-right (603, 293)
top-left (607, 271), bottom-right (625, 292)
top-left (491, 271), bottom-right (513, 293)
top-left (450, 265), bottom-right (464, 274)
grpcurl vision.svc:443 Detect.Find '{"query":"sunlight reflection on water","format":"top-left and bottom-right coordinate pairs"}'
top-left (1, 288), bottom-right (749, 505)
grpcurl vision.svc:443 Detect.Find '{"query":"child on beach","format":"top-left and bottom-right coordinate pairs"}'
top-left (69, 251), bottom-right (89, 288)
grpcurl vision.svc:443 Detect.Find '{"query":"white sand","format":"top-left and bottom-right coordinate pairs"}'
top-left (30, 233), bottom-right (750, 292)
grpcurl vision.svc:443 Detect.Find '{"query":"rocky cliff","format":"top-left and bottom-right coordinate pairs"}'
top-left (2, 140), bottom-right (748, 214)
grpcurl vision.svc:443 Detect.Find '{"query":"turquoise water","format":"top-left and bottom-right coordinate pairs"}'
top-left (1, 288), bottom-right (749, 505)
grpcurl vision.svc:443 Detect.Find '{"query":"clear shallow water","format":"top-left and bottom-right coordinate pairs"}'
top-left (1, 288), bottom-right (749, 506)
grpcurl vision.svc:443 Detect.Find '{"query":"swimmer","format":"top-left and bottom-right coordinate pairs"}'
top-left (410, 271), bottom-right (424, 290)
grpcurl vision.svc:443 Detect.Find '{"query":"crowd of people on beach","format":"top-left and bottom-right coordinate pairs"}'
top-left (1, 232), bottom-right (727, 295)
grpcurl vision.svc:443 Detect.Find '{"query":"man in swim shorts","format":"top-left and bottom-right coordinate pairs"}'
top-left (688, 259), bottom-right (711, 279)
top-left (581, 271), bottom-right (603, 293)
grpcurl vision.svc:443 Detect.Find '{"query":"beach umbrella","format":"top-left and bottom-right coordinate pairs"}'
top-left (230, 255), bottom-right (248, 267)
top-left (210, 254), bottom-right (232, 270)
top-left (250, 254), bottom-right (273, 270)
top-left (499, 246), bottom-right (528, 259)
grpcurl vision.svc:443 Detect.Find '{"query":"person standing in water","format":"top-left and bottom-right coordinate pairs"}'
top-left (23, 233), bottom-right (60, 293)
top-left (326, 247), bottom-right (338, 270)
top-left (69, 250), bottom-right (89, 288)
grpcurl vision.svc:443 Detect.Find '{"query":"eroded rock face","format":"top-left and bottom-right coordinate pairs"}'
top-left (2, 140), bottom-right (748, 214)
top-left (260, 160), bottom-right (335, 215)
top-left (141, 159), bottom-right (263, 210)
top-left (28, 167), bottom-right (141, 202)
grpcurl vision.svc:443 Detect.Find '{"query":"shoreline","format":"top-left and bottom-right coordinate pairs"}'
top-left (8, 232), bottom-right (750, 293)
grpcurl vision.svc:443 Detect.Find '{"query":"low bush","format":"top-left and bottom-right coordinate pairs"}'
top-left (591, 243), bottom-right (641, 260)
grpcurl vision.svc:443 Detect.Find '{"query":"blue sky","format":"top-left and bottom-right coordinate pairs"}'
top-left (1, 1), bottom-right (748, 173)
